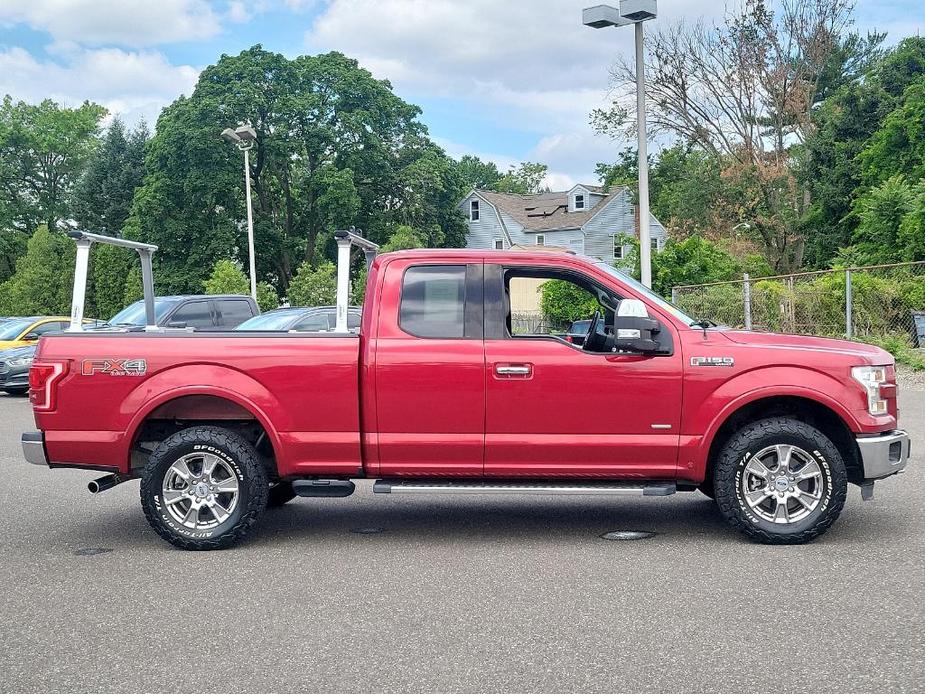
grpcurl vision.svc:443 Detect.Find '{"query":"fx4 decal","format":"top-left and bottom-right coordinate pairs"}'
top-left (81, 358), bottom-right (147, 377)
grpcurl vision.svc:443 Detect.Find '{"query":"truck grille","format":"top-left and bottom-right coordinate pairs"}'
top-left (0, 362), bottom-right (8, 374)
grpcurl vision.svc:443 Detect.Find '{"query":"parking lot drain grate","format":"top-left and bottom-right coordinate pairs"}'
top-left (74, 547), bottom-right (113, 556)
top-left (600, 531), bottom-right (656, 541)
top-left (350, 527), bottom-right (385, 535)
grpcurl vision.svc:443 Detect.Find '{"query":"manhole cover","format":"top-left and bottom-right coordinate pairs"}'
top-left (350, 527), bottom-right (385, 535)
top-left (74, 547), bottom-right (113, 556)
top-left (600, 530), bottom-right (656, 541)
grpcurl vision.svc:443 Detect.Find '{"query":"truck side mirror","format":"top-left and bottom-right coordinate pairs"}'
top-left (610, 299), bottom-right (659, 353)
top-left (22, 332), bottom-right (39, 341)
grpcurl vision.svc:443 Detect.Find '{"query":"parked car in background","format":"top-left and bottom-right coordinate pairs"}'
top-left (104, 295), bottom-right (259, 331)
top-left (234, 306), bottom-right (362, 332)
top-left (0, 317), bottom-right (74, 350)
top-left (564, 319), bottom-right (592, 346)
top-left (0, 344), bottom-right (35, 395)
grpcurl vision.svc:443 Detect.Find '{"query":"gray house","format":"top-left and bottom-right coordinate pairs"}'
top-left (458, 184), bottom-right (667, 260)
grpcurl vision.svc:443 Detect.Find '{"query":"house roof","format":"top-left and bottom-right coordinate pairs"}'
top-left (475, 186), bottom-right (626, 232)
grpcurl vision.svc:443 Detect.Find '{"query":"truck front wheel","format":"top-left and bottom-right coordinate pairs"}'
top-left (140, 426), bottom-right (269, 550)
top-left (713, 417), bottom-right (847, 544)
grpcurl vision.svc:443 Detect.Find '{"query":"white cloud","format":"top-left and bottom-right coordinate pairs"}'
top-left (227, 1), bottom-right (252, 23)
top-left (0, 0), bottom-right (220, 46)
top-left (0, 46), bottom-right (200, 125)
top-left (305, 0), bottom-right (725, 180)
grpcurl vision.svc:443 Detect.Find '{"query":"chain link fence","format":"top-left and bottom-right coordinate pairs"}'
top-left (672, 261), bottom-right (925, 347)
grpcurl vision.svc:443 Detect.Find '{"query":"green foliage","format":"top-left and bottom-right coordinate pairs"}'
top-left (204, 259), bottom-right (249, 295)
top-left (90, 244), bottom-right (135, 319)
top-left (72, 118), bottom-right (148, 235)
top-left (0, 229), bottom-right (27, 283)
top-left (381, 225), bottom-right (425, 252)
top-left (493, 162), bottom-right (548, 194)
top-left (122, 266), bottom-right (143, 306)
top-left (540, 280), bottom-right (598, 327)
top-left (256, 282), bottom-right (279, 312)
top-left (0, 96), bottom-right (106, 232)
top-left (651, 235), bottom-right (747, 297)
top-left (865, 335), bottom-right (925, 371)
top-left (0, 226), bottom-right (74, 315)
top-left (126, 45), bottom-right (465, 298)
top-left (858, 79), bottom-right (925, 184)
top-left (287, 260), bottom-right (336, 307)
top-left (456, 155), bottom-right (501, 190)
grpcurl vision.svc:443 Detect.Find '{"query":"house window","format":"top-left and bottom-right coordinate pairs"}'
top-left (650, 237), bottom-right (660, 252)
top-left (574, 194), bottom-right (585, 210)
top-left (535, 234), bottom-right (545, 247)
top-left (613, 236), bottom-right (624, 259)
top-left (493, 239), bottom-right (504, 250)
top-left (470, 200), bottom-right (480, 221)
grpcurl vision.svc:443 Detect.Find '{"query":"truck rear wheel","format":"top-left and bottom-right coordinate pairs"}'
top-left (140, 426), bottom-right (269, 550)
top-left (713, 417), bottom-right (847, 544)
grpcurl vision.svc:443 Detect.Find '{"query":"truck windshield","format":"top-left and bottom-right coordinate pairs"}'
top-left (235, 310), bottom-right (303, 331)
top-left (108, 299), bottom-right (180, 326)
top-left (593, 263), bottom-right (696, 326)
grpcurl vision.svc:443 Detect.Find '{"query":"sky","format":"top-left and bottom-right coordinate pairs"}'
top-left (0, 0), bottom-right (923, 190)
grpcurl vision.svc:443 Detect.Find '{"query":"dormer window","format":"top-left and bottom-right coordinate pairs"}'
top-left (470, 199), bottom-right (480, 221)
top-left (574, 194), bottom-right (585, 210)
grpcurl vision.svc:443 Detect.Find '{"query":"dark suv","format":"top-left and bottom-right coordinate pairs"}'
top-left (105, 295), bottom-right (259, 331)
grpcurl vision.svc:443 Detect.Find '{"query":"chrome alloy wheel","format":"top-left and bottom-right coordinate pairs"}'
top-left (161, 453), bottom-right (240, 530)
top-left (741, 444), bottom-right (824, 524)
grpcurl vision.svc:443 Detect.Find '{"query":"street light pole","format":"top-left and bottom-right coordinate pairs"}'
top-left (634, 20), bottom-right (652, 288)
top-left (221, 125), bottom-right (259, 302)
top-left (242, 146), bottom-right (257, 302)
top-left (583, 1), bottom-right (657, 288)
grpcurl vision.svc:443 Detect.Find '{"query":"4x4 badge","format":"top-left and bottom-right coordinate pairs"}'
top-left (691, 356), bottom-right (734, 367)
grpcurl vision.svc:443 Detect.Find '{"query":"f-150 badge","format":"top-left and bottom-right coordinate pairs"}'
top-left (690, 356), bottom-right (734, 367)
top-left (81, 359), bottom-right (147, 376)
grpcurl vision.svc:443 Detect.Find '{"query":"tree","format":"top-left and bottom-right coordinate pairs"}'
top-left (72, 118), bottom-right (148, 235)
top-left (0, 226), bottom-right (74, 315)
top-left (0, 97), bottom-right (106, 232)
top-left (255, 282), bottom-right (279, 312)
top-left (381, 225), bottom-right (426, 252)
top-left (126, 46), bottom-right (463, 298)
top-left (204, 259), bottom-right (249, 295)
top-left (592, 0), bottom-right (873, 272)
top-left (651, 236), bottom-right (770, 296)
top-left (836, 176), bottom-right (918, 265)
top-left (494, 162), bottom-right (548, 194)
top-left (455, 155), bottom-right (501, 190)
top-left (89, 244), bottom-right (135, 319)
top-left (540, 280), bottom-right (598, 327)
top-left (287, 260), bottom-right (336, 306)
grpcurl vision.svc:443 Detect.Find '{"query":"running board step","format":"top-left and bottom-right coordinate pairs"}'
top-left (292, 479), bottom-right (355, 497)
top-left (372, 480), bottom-right (676, 496)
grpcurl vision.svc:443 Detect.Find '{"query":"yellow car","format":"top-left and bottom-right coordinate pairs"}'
top-left (0, 317), bottom-right (83, 350)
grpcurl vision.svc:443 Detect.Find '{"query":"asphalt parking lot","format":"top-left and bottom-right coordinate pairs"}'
top-left (1, 391), bottom-right (923, 694)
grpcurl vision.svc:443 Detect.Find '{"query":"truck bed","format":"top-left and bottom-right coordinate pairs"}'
top-left (33, 332), bottom-right (362, 477)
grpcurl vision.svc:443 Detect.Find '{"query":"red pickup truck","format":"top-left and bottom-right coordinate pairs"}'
top-left (22, 248), bottom-right (910, 550)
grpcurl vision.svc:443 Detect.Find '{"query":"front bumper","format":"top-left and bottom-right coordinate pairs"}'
top-left (22, 431), bottom-right (48, 467)
top-left (856, 430), bottom-right (910, 480)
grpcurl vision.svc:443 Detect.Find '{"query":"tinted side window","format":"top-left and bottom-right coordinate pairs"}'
top-left (400, 265), bottom-right (466, 338)
top-left (347, 311), bottom-right (361, 330)
top-left (170, 301), bottom-right (214, 329)
top-left (32, 321), bottom-right (67, 336)
top-left (217, 300), bottom-right (255, 328)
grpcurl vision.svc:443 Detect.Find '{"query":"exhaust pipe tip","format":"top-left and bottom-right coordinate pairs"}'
top-left (88, 474), bottom-right (121, 494)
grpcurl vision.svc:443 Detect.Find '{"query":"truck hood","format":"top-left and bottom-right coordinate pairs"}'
top-left (721, 330), bottom-right (893, 364)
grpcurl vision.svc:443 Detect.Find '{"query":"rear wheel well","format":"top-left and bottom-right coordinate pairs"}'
top-left (131, 395), bottom-right (277, 478)
top-left (704, 396), bottom-right (862, 489)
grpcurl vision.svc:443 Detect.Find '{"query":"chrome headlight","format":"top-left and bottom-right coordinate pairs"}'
top-left (851, 365), bottom-right (889, 416)
top-left (7, 356), bottom-right (33, 367)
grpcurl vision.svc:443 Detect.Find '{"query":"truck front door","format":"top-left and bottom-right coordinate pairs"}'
top-left (482, 263), bottom-right (682, 479)
top-left (372, 259), bottom-right (485, 477)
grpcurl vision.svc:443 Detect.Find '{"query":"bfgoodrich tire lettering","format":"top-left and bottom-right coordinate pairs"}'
top-left (141, 426), bottom-right (269, 550)
top-left (713, 417), bottom-right (847, 544)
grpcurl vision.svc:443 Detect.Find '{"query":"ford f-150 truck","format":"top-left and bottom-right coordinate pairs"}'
top-left (21, 247), bottom-right (911, 550)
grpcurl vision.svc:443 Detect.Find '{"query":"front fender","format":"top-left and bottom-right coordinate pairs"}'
top-left (682, 366), bottom-right (864, 481)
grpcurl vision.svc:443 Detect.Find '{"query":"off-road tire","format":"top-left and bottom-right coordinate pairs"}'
top-left (267, 481), bottom-right (297, 507)
top-left (140, 426), bottom-right (268, 550)
top-left (714, 417), bottom-right (847, 544)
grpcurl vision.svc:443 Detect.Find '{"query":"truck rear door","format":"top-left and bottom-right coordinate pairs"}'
top-left (371, 259), bottom-right (485, 476)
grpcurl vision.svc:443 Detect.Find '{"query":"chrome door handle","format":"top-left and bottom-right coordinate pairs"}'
top-left (495, 364), bottom-right (532, 376)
